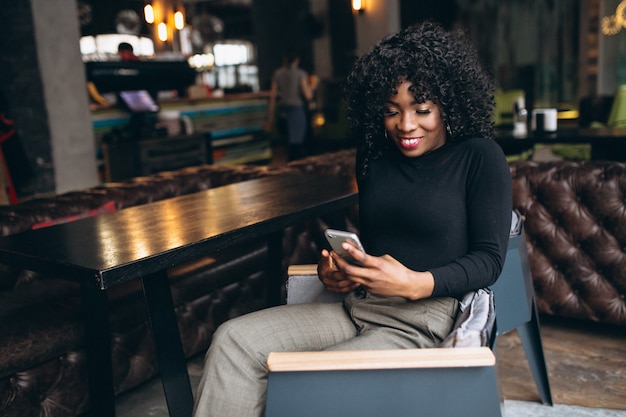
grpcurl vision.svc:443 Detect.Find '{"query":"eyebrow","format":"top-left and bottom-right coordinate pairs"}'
top-left (385, 98), bottom-right (428, 107)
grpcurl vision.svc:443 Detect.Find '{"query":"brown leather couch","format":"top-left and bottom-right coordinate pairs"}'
top-left (1, 150), bottom-right (624, 417)
top-left (509, 160), bottom-right (626, 326)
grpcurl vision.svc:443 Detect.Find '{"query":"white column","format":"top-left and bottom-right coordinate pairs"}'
top-left (30, 0), bottom-right (99, 193)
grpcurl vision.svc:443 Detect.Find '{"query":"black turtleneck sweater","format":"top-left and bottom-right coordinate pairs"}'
top-left (357, 137), bottom-right (512, 298)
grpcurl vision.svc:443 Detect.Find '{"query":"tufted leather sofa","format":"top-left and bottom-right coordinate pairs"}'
top-left (509, 160), bottom-right (626, 326)
top-left (0, 151), bottom-right (357, 417)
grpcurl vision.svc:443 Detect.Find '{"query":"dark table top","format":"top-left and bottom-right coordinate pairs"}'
top-left (0, 174), bottom-right (358, 289)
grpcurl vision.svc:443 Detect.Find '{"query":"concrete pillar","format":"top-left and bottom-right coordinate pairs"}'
top-left (0, 0), bottom-right (98, 198)
top-left (31, 0), bottom-right (99, 194)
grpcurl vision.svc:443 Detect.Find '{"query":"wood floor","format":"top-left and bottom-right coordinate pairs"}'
top-left (496, 315), bottom-right (626, 410)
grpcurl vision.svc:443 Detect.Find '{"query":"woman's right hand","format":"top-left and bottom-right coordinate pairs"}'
top-left (317, 249), bottom-right (361, 293)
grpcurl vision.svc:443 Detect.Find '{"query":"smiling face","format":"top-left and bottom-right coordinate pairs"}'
top-left (383, 80), bottom-right (447, 158)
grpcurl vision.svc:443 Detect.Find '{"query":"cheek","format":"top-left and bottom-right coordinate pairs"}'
top-left (421, 115), bottom-right (443, 132)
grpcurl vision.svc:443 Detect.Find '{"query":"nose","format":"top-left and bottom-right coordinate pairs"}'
top-left (397, 112), bottom-right (418, 132)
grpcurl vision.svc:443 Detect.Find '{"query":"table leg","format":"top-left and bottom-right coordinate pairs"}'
top-left (142, 271), bottom-right (194, 417)
top-left (81, 284), bottom-right (116, 417)
top-left (266, 231), bottom-right (284, 307)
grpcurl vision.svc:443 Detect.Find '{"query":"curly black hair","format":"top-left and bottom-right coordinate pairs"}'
top-left (343, 21), bottom-right (495, 179)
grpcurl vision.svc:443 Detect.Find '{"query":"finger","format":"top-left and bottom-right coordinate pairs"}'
top-left (325, 277), bottom-right (359, 293)
top-left (328, 254), bottom-right (337, 271)
top-left (331, 252), bottom-right (351, 271)
top-left (341, 242), bottom-right (367, 264)
top-left (319, 250), bottom-right (337, 275)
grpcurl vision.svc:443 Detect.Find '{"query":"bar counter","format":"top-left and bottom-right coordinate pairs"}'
top-left (91, 93), bottom-right (272, 179)
top-left (495, 127), bottom-right (626, 161)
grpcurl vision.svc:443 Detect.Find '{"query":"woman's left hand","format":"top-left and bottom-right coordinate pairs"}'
top-left (333, 243), bottom-right (435, 300)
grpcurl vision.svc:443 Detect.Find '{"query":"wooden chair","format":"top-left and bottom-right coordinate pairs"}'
top-left (266, 275), bottom-right (503, 417)
top-left (265, 211), bottom-right (553, 415)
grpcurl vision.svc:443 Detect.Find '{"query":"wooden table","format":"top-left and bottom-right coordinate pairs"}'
top-left (0, 173), bottom-right (358, 417)
top-left (495, 127), bottom-right (626, 160)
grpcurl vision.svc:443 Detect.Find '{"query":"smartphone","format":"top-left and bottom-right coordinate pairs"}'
top-left (324, 229), bottom-right (365, 265)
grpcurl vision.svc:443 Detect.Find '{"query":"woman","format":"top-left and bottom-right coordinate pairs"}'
top-left (265, 50), bottom-right (315, 161)
top-left (194, 21), bottom-right (512, 417)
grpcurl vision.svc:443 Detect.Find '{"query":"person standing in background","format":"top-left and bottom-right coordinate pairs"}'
top-left (265, 50), bottom-right (316, 161)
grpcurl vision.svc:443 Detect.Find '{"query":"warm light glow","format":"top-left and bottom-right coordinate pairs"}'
top-left (312, 112), bottom-right (326, 128)
top-left (602, 0), bottom-right (626, 35)
top-left (352, 0), bottom-right (364, 12)
top-left (174, 11), bottom-right (185, 30)
top-left (188, 53), bottom-right (215, 69)
top-left (213, 43), bottom-right (250, 66)
top-left (157, 22), bottom-right (168, 41)
top-left (144, 4), bottom-right (154, 24)
top-left (80, 34), bottom-right (155, 57)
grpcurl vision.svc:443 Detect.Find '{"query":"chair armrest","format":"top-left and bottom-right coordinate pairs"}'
top-left (288, 264), bottom-right (318, 275)
top-left (286, 264), bottom-right (344, 304)
top-left (267, 347), bottom-right (495, 372)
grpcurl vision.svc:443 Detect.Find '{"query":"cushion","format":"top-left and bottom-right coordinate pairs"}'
top-left (440, 288), bottom-right (495, 348)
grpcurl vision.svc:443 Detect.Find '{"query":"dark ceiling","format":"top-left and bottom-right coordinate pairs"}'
top-left (78, 0), bottom-right (253, 40)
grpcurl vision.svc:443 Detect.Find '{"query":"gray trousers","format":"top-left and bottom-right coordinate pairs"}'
top-left (193, 291), bottom-right (458, 417)
top-left (278, 105), bottom-right (307, 145)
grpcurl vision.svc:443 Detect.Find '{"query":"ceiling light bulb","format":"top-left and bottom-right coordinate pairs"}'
top-left (144, 4), bottom-right (154, 24)
top-left (174, 11), bottom-right (184, 30)
top-left (158, 22), bottom-right (167, 41)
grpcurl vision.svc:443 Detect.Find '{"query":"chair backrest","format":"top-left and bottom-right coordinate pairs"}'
top-left (490, 210), bottom-right (534, 334)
